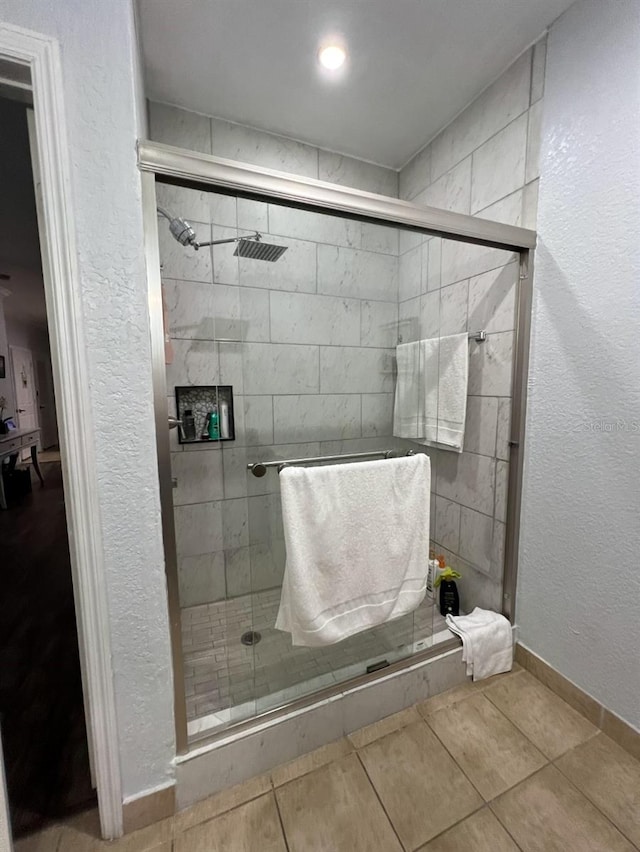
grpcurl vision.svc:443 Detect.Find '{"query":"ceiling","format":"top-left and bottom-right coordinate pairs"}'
top-left (138, 0), bottom-right (575, 169)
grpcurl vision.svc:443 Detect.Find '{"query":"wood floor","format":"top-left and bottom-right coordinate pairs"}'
top-left (0, 461), bottom-right (95, 837)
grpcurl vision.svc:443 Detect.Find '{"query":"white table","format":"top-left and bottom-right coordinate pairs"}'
top-left (0, 428), bottom-right (44, 510)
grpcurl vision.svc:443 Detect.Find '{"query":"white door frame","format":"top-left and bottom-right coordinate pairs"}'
top-left (0, 24), bottom-right (122, 838)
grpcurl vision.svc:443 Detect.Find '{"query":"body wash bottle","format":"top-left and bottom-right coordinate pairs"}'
top-left (208, 404), bottom-right (220, 440)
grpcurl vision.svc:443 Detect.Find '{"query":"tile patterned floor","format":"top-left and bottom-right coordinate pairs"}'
top-left (181, 588), bottom-right (446, 722)
top-left (17, 667), bottom-right (640, 851)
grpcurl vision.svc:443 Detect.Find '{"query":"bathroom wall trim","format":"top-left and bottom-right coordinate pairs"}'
top-left (138, 140), bottom-right (536, 252)
top-left (0, 24), bottom-right (123, 837)
top-left (516, 644), bottom-right (640, 761)
top-left (139, 139), bottom-right (536, 758)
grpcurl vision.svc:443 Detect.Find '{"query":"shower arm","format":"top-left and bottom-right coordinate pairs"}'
top-left (194, 232), bottom-right (261, 250)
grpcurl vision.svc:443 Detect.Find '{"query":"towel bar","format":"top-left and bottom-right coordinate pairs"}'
top-left (248, 449), bottom-right (416, 477)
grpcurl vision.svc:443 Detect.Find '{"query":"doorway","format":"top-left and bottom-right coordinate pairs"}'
top-left (0, 93), bottom-right (95, 837)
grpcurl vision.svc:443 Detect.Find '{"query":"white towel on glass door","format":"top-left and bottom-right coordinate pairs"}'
top-left (275, 453), bottom-right (431, 647)
top-left (445, 608), bottom-right (513, 681)
top-left (421, 332), bottom-right (468, 452)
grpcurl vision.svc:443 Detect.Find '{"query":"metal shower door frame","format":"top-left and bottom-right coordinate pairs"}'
top-left (138, 140), bottom-right (536, 755)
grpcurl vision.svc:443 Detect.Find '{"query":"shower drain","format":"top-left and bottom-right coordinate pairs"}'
top-left (241, 630), bottom-right (262, 646)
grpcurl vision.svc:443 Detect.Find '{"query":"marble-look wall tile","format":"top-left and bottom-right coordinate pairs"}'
top-left (221, 497), bottom-right (249, 549)
top-left (178, 552), bottom-right (226, 607)
top-left (495, 460), bottom-right (509, 523)
top-left (159, 219), bottom-right (212, 282)
top-left (435, 496), bottom-right (461, 552)
top-left (166, 338), bottom-right (220, 388)
top-left (496, 398), bottom-right (511, 461)
top-left (174, 501), bottom-right (223, 557)
top-left (421, 290), bottom-right (441, 339)
top-left (457, 561), bottom-right (503, 613)
top-left (171, 449), bottom-right (224, 505)
top-left (243, 396), bottom-right (274, 447)
top-left (468, 263), bottom-right (517, 334)
top-left (441, 239), bottom-right (515, 288)
top-left (225, 540), bottom-right (286, 597)
top-left (459, 506), bottom-right (494, 574)
top-left (525, 99), bottom-right (543, 184)
top-left (491, 520), bottom-right (506, 581)
top-left (471, 113), bottom-right (528, 213)
top-left (464, 396), bottom-right (498, 457)
top-left (439, 280), bottom-right (469, 336)
top-left (530, 36), bottom-right (547, 104)
top-left (221, 447), bottom-right (249, 500)
top-left (213, 230), bottom-right (317, 294)
top-left (362, 394), bottom-right (394, 437)
top-left (209, 194), bottom-right (238, 228)
top-left (523, 180), bottom-right (539, 231)
top-left (149, 102), bottom-right (212, 154)
top-left (269, 205), bottom-right (360, 249)
top-left (399, 145), bottom-right (431, 200)
top-left (237, 199), bottom-right (268, 232)
top-left (318, 245), bottom-right (398, 302)
top-left (241, 342), bottom-right (319, 395)
top-left (437, 451), bottom-right (496, 516)
top-left (476, 189), bottom-right (524, 228)
top-left (156, 182), bottom-right (211, 224)
top-left (468, 331), bottom-right (514, 397)
top-left (399, 244), bottom-right (422, 302)
top-left (360, 223), bottom-right (399, 255)
top-left (419, 157), bottom-right (471, 215)
top-left (273, 394), bottom-right (361, 444)
top-left (318, 150), bottom-right (398, 196)
top-left (164, 279), bottom-right (216, 340)
top-left (361, 301), bottom-right (398, 348)
top-left (270, 291), bottom-right (360, 346)
top-left (213, 283), bottom-right (270, 342)
top-left (426, 238), bottom-right (441, 292)
top-left (398, 296), bottom-right (421, 343)
top-left (320, 347), bottom-right (394, 394)
top-left (211, 117), bottom-right (318, 178)
top-left (429, 50), bottom-right (531, 181)
top-left (399, 229), bottom-right (423, 256)
top-left (218, 341), bottom-right (245, 392)
top-left (247, 493), bottom-right (284, 544)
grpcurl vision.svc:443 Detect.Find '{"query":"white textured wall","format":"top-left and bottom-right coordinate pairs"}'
top-left (518, 0), bottom-right (640, 729)
top-left (0, 0), bottom-right (175, 796)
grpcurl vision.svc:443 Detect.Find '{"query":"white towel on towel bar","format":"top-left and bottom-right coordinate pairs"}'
top-left (393, 333), bottom-right (468, 452)
top-left (393, 340), bottom-right (424, 441)
top-left (275, 453), bottom-right (431, 647)
top-left (421, 333), bottom-right (468, 452)
top-left (445, 608), bottom-right (513, 681)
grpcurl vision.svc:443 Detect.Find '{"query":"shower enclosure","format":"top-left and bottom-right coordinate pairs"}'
top-left (141, 144), bottom-right (534, 752)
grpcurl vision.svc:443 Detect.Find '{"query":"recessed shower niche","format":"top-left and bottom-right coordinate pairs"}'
top-left (175, 385), bottom-right (235, 443)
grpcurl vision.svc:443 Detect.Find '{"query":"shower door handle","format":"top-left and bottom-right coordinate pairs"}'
top-left (168, 416), bottom-right (182, 430)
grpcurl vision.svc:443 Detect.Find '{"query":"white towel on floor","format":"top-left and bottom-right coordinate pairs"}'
top-left (393, 334), bottom-right (468, 452)
top-left (445, 608), bottom-right (513, 681)
top-left (421, 333), bottom-right (468, 452)
top-left (275, 454), bottom-right (431, 646)
top-left (393, 340), bottom-right (424, 440)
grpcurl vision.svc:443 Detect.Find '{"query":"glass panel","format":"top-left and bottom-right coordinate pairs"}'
top-left (157, 176), bottom-right (519, 740)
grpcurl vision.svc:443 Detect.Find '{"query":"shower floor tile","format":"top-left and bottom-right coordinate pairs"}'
top-left (181, 588), bottom-right (447, 726)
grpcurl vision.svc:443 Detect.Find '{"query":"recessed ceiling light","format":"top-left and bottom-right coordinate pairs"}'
top-left (319, 44), bottom-right (346, 71)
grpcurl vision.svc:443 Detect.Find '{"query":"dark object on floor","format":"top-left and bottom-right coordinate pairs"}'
top-left (241, 630), bottom-right (262, 646)
top-left (1, 465), bottom-right (32, 505)
top-left (439, 579), bottom-right (460, 616)
top-left (366, 659), bottom-right (390, 674)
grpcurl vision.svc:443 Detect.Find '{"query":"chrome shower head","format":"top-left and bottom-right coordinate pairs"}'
top-left (234, 236), bottom-right (288, 262)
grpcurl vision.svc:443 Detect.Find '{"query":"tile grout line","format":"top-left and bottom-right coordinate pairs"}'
top-left (271, 785), bottom-right (292, 852)
top-left (550, 749), bottom-right (640, 851)
top-left (353, 751), bottom-right (409, 852)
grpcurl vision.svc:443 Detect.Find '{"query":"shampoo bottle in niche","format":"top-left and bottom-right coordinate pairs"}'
top-left (219, 400), bottom-right (230, 439)
top-left (182, 409), bottom-right (196, 441)
top-left (208, 404), bottom-right (220, 440)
